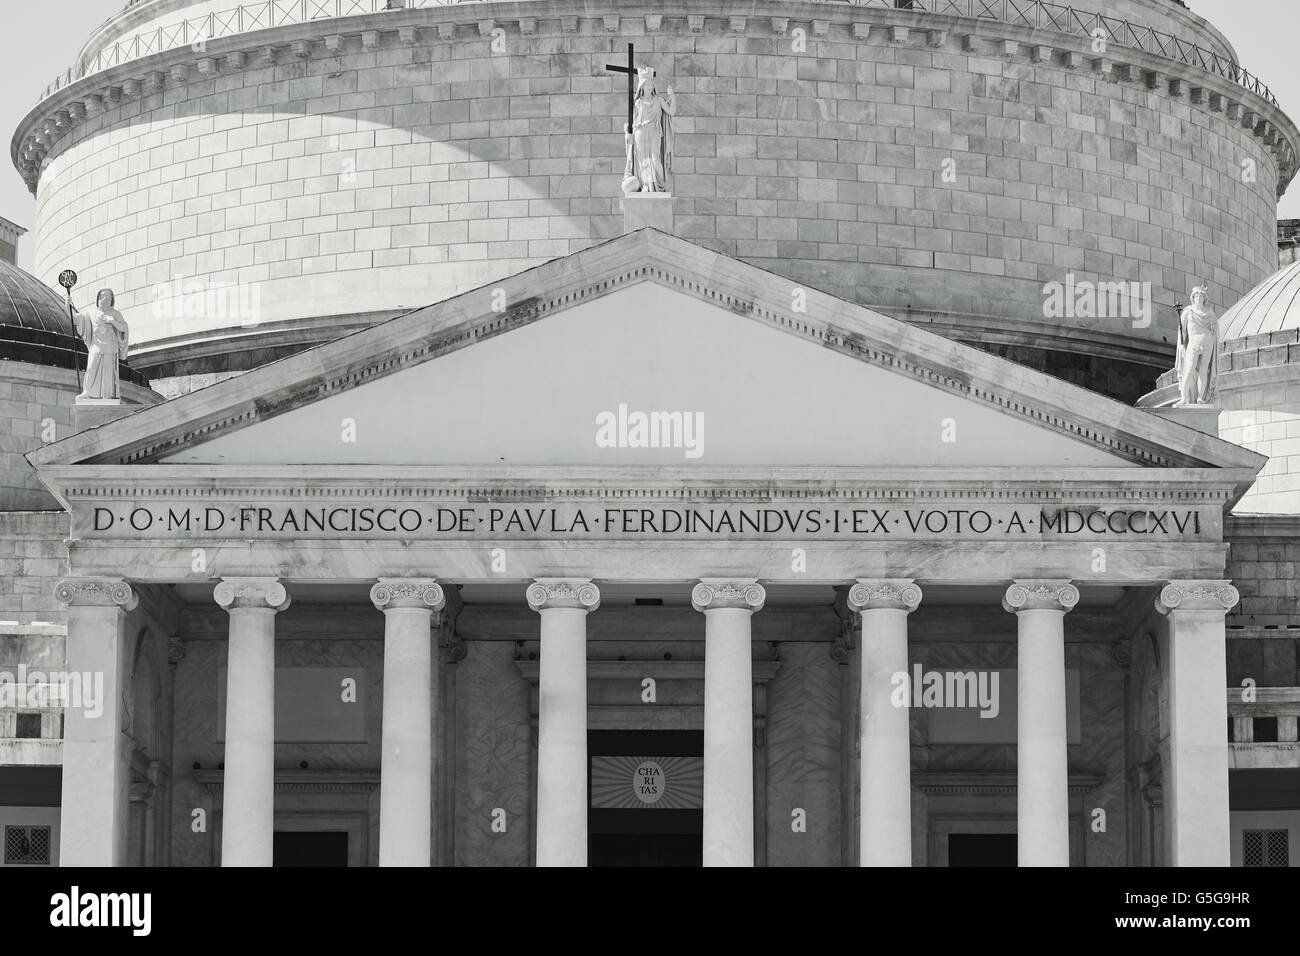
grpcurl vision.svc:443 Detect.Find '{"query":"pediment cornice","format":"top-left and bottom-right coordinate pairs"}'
top-left (27, 231), bottom-right (1265, 484)
top-left (38, 464), bottom-right (1245, 505)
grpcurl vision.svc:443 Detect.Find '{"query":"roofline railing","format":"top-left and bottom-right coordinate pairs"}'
top-left (36, 0), bottom-right (1279, 109)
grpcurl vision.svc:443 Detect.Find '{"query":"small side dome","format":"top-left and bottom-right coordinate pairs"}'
top-left (0, 258), bottom-right (83, 368)
top-left (1192, 262), bottom-right (1300, 515)
top-left (0, 261), bottom-right (147, 385)
top-left (1219, 259), bottom-right (1300, 342)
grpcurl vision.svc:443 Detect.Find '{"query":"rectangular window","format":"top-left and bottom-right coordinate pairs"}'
top-left (1242, 829), bottom-right (1289, 867)
top-left (14, 713), bottom-right (41, 739)
top-left (4, 825), bottom-right (51, 865)
top-left (1253, 717), bottom-right (1279, 743)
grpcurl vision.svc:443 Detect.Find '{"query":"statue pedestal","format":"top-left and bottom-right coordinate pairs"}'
top-left (74, 398), bottom-right (135, 433)
top-left (1146, 404), bottom-right (1221, 437)
top-left (621, 193), bottom-right (675, 235)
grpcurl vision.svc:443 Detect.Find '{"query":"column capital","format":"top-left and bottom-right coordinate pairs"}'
top-left (527, 578), bottom-right (600, 613)
top-left (1003, 580), bottom-right (1079, 614)
top-left (1155, 580), bottom-right (1240, 615)
top-left (214, 577), bottom-right (291, 613)
top-left (847, 578), bottom-right (922, 613)
top-left (370, 577), bottom-right (446, 612)
top-left (54, 577), bottom-right (138, 611)
top-left (692, 578), bottom-right (766, 613)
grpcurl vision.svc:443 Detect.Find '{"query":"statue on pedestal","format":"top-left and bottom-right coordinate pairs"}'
top-left (67, 288), bottom-right (128, 401)
top-left (1174, 285), bottom-right (1218, 406)
top-left (622, 67), bottom-right (676, 195)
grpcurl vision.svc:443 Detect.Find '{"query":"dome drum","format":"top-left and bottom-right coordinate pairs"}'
top-left (12, 0), bottom-right (1300, 402)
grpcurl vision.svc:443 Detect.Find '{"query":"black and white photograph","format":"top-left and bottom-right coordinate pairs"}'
top-left (0, 0), bottom-right (1297, 933)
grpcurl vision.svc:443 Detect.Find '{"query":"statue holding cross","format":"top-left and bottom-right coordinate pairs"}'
top-left (606, 44), bottom-right (676, 196)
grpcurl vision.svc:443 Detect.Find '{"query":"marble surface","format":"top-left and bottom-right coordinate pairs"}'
top-left (168, 633), bottom-right (383, 866)
top-left (454, 639), bottom-right (532, 867)
top-left (905, 624), bottom-right (1128, 865)
top-left (765, 642), bottom-right (841, 866)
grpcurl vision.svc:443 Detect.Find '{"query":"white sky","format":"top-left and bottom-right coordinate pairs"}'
top-left (1, 0), bottom-right (1297, 277)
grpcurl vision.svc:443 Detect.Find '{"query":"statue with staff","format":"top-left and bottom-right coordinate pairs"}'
top-left (59, 270), bottom-right (128, 401)
top-left (1174, 284), bottom-right (1218, 406)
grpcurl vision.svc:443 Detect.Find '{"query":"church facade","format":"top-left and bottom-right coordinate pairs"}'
top-left (9, 230), bottom-right (1286, 867)
top-left (2, 0), bottom-right (1299, 868)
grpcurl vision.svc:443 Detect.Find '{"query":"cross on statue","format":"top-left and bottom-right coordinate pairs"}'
top-left (603, 43), bottom-right (676, 195)
top-left (605, 42), bottom-right (635, 133)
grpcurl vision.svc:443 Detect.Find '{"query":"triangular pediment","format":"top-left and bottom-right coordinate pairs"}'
top-left (28, 230), bottom-right (1263, 482)
top-left (160, 282), bottom-right (1127, 468)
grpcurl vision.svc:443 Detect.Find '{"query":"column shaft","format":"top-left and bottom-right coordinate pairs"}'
top-left (1005, 581), bottom-right (1077, 867)
top-left (694, 579), bottom-right (765, 868)
top-left (373, 578), bottom-right (445, 867)
top-left (850, 579), bottom-right (922, 867)
top-left (528, 579), bottom-right (600, 867)
top-left (1017, 608), bottom-right (1069, 865)
top-left (704, 608), bottom-right (753, 866)
top-left (1158, 581), bottom-right (1239, 866)
top-left (216, 579), bottom-right (289, 867)
top-left (55, 579), bottom-right (137, 866)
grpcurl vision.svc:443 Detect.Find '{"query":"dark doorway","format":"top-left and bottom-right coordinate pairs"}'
top-left (589, 730), bottom-right (703, 867)
top-left (592, 833), bottom-right (701, 867)
top-left (273, 831), bottom-right (348, 867)
top-left (948, 833), bottom-right (1017, 867)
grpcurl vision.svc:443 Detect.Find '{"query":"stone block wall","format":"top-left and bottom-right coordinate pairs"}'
top-left (0, 512), bottom-right (70, 619)
top-left (1226, 516), bottom-right (1300, 633)
top-left (0, 364), bottom-right (162, 511)
top-left (0, 367), bottom-right (76, 512)
top-left (1219, 366), bottom-right (1300, 514)
top-left (1221, 513), bottom-right (1300, 690)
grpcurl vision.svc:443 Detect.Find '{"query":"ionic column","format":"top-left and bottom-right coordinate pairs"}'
top-left (54, 578), bottom-right (138, 866)
top-left (214, 577), bottom-right (290, 867)
top-left (371, 578), bottom-right (446, 867)
top-left (1003, 580), bottom-right (1078, 867)
top-left (848, 579), bottom-right (922, 867)
top-left (1156, 580), bottom-right (1239, 866)
top-left (527, 578), bottom-right (600, 867)
top-left (692, 578), bottom-right (766, 867)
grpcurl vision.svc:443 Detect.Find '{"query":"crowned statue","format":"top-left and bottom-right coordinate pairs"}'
top-left (67, 287), bottom-right (129, 402)
top-left (1174, 284), bottom-right (1219, 406)
top-left (622, 66), bottom-right (676, 196)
